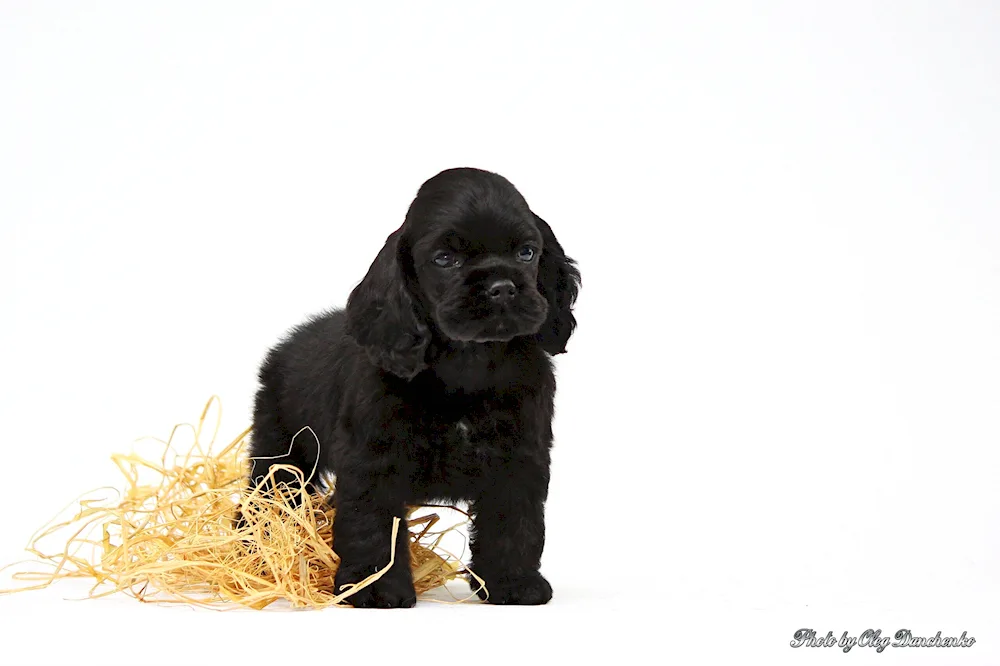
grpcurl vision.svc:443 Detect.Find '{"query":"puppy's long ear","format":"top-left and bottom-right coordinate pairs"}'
top-left (532, 214), bottom-right (581, 355)
top-left (345, 229), bottom-right (430, 379)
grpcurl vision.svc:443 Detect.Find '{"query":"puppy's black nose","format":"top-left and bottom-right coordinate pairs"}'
top-left (487, 279), bottom-right (517, 302)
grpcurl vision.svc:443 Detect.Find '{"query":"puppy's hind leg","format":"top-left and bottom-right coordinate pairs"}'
top-left (246, 420), bottom-right (320, 500)
top-left (240, 385), bottom-right (320, 527)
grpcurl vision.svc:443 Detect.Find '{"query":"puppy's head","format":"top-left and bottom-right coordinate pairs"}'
top-left (346, 168), bottom-right (580, 378)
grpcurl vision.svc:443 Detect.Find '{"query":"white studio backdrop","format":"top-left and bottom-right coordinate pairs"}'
top-left (2, 2), bottom-right (998, 664)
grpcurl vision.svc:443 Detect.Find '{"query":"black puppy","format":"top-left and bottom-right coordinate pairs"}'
top-left (246, 167), bottom-right (580, 607)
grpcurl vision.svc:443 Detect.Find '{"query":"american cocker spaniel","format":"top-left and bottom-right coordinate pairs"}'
top-left (246, 167), bottom-right (580, 607)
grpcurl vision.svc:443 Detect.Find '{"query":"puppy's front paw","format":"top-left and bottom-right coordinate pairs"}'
top-left (473, 570), bottom-right (552, 605)
top-left (334, 563), bottom-right (416, 609)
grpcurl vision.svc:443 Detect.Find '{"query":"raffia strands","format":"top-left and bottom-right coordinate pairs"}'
top-left (0, 397), bottom-right (480, 609)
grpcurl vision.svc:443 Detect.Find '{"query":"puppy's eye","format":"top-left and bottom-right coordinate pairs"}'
top-left (433, 252), bottom-right (463, 268)
top-left (516, 246), bottom-right (536, 262)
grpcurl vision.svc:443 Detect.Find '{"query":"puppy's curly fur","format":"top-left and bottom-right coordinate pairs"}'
top-left (247, 168), bottom-right (580, 607)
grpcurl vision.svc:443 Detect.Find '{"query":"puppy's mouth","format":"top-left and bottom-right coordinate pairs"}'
top-left (456, 320), bottom-right (519, 343)
top-left (434, 289), bottom-right (548, 343)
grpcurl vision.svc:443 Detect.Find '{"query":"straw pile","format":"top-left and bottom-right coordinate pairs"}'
top-left (0, 398), bottom-right (476, 609)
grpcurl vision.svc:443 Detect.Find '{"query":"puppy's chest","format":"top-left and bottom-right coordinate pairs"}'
top-left (412, 409), bottom-right (519, 472)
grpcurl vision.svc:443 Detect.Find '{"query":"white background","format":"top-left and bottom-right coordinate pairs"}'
top-left (2, 2), bottom-right (998, 664)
